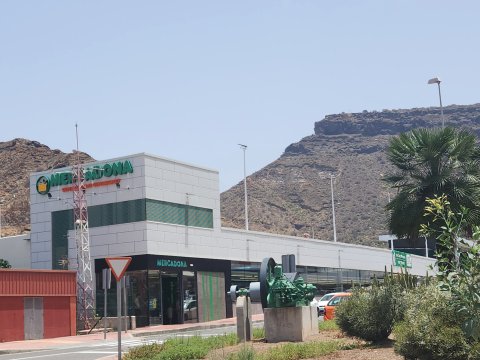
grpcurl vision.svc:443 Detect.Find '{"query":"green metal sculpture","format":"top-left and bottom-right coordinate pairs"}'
top-left (229, 257), bottom-right (316, 308)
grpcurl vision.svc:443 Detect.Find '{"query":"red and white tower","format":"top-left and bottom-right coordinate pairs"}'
top-left (73, 124), bottom-right (95, 330)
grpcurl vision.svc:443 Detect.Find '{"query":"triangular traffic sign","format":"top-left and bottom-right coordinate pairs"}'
top-left (105, 257), bottom-right (132, 282)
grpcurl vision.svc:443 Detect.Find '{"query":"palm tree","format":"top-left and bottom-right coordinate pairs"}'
top-left (384, 127), bottom-right (480, 241)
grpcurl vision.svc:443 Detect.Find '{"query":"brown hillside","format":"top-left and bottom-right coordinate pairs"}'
top-left (0, 138), bottom-right (93, 237)
top-left (221, 104), bottom-right (480, 247)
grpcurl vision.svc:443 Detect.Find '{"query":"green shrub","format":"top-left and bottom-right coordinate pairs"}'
top-left (226, 346), bottom-right (256, 360)
top-left (421, 195), bottom-right (480, 341)
top-left (394, 285), bottom-right (469, 360)
top-left (468, 342), bottom-right (480, 360)
top-left (335, 284), bottom-right (402, 342)
top-left (124, 342), bottom-right (163, 360)
top-left (124, 334), bottom-right (237, 360)
top-left (0, 258), bottom-right (11, 268)
top-left (257, 340), bottom-right (347, 360)
top-left (252, 327), bottom-right (265, 340)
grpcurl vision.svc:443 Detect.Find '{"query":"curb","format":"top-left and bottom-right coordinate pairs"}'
top-left (0, 350), bottom-right (34, 355)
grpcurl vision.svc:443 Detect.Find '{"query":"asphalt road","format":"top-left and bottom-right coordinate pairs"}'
top-left (0, 326), bottom-right (241, 360)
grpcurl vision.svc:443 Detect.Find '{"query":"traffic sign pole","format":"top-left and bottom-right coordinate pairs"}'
top-left (105, 257), bottom-right (132, 360)
top-left (122, 276), bottom-right (128, 333)
top-left (117, 279), bottom-right (122, 359)
top-left (102, 268), bottom-right (111, 340)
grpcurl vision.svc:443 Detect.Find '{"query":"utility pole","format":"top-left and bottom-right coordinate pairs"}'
top-left (428, 77), bottom-right (445, 128)
top-left (330, 174), bottom-right (337, 242)
top-left (238, 144), bottom-right (249, 231)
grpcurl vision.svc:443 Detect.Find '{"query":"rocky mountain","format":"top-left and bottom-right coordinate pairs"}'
top-left (3, 104), bottom-right (480, 247)
top-left (0, 139), bottom-right (93, 237)
top-left (220, 104), bottom-right (480, 247)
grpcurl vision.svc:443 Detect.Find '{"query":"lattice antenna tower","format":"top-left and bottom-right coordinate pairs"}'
top-left (73, 123), bottom-right (95, 330)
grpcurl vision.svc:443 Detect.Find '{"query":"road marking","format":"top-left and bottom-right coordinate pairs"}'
top-left (78, 351), bottom-right (117, 354)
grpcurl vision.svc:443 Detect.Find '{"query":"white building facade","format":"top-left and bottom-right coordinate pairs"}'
top-left (28, 153), bottom-right (435, 326)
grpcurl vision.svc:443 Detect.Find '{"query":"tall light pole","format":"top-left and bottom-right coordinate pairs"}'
top-left (330, 174), bottom-right (337, 242)
top-left (238, 144), bottom-right (249, 231)
top-left (428, 77), bottom-right (445, 128)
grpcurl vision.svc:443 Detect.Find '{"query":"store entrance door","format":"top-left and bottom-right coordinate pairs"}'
top-left (161, 274), bottom-right (180, 324)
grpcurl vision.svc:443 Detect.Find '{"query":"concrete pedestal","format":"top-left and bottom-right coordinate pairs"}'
top-left (236, 296), bottom-right (252, 342)
top-left (264, 305), bottom-right (318, 343)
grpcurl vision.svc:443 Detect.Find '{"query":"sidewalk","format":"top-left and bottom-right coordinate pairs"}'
top-left (0, 314), bottom-right (264, 354)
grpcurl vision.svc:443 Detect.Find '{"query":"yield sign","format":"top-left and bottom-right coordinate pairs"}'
top-left (105, 257), bottom-right (132, 282)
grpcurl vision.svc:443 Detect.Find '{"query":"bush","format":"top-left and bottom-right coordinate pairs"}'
top-left (468, 342), bottom-right (480, 360)
top-left (0, 259), bottom-right (11, 268)
top-left (124, 342), bottom-right (163, 360)
top-left (335, 284), bottom-right (402, 342)
top-left (394, 285), bottom-right (469, 360)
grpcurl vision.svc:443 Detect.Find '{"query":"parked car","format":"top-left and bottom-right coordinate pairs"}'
top-left (323, 293), bottom-right (352, 320)
top-left (316, 293), bottom-right (339, 316)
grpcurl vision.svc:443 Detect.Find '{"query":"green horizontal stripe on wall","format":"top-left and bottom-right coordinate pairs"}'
top-left (51, 198), bottom-right (213, 269)
top-left (146, 200), bottom-right (185, 225)
top-left (146, 199), bottom-right (213, 229)
top-left (188, 205), bottom-right (214, 228)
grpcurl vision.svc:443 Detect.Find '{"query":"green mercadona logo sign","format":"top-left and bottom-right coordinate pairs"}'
top-left (36, 160), bottom-right (134, 195)
top-left (156, 259), bottom-right (188, 268)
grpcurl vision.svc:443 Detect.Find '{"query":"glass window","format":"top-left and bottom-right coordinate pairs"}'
top-left (183, 271), bottom-right (198, 323)
top-left (129, 270), bottom-right (148, 328)
top-left (231, 261), bottom-right (259, 289)
top-left (147, 270), bottom-right (162, 325)
top-left (319, 294), bottom-right (335, 302)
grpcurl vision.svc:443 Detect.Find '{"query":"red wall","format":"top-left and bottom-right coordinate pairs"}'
top-left (0, 270), bottom-right (76, 296)
top-left (43, 297), bottom-right (73, 339)
top-left (0, 270), bottom-right (77, 342)
top-left (0, 297), bottom-right (24, 342)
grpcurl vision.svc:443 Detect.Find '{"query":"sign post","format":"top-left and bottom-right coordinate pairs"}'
top-left (122, 276), bottom-right (129, 333)
top-left (102, 268), bottom-right (112, 340)
top-left (105, 257), bottom-right (132, 360)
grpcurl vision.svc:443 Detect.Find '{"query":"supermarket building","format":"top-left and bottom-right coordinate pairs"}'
top-left (28, 153), bottom-right (435, 327)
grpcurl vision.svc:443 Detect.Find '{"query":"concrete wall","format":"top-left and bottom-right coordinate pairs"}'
top-left (30, 154), bottom-right (148, 269)
top-left (0, 234), bottom-right (31, 269)
top-left (139, 223), bottom-right (434, 276)
top-left (218, 228), bottom-right (435, 276)
top-left (142, 154), bottom-right (220, 229)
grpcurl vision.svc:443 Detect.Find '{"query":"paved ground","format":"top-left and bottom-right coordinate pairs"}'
top-left (0, 314), bottom-right (264, 360)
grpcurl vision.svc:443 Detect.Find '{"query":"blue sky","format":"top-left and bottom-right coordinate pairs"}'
top-left (1, 1), bottom-right (479, 191)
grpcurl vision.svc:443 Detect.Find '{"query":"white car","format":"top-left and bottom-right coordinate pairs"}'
top-left (317, 293), bottom-right (339, 316)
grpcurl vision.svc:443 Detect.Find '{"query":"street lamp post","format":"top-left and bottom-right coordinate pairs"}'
top-left (330, 174), bottom-right (337, 243)
top-left (427, 77), bottom-right (445, 128)
top-left (238, 144), bottom-right (249, 231)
